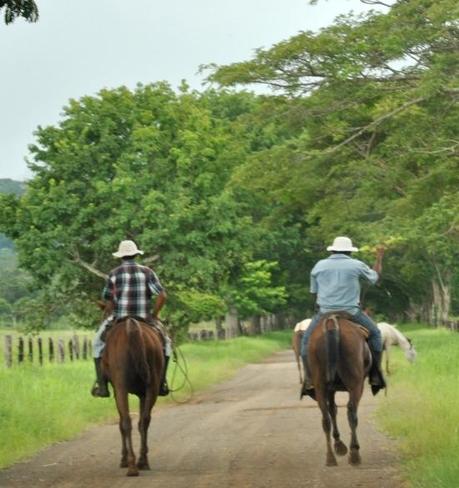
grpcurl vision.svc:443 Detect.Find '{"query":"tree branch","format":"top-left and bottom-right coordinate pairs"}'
top-left (70, 250), bottom-right (160, 281)
top-left (325, 96), bottom-right (425, 154)
top-left (360, 0), bottom-right (393, 7)
top-left (71, 252), bottom-right (108, 280)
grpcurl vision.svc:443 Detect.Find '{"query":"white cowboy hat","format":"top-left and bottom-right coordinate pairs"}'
top-left (327, 236), bottom-right (359, 252)
top-left (112, 240), bottom-right (144, 258)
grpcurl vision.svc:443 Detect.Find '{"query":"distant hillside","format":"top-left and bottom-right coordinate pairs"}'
top-left (0, 178), bottom-right (26, 196)
top-left (0, 179), bottom-right (25, 249)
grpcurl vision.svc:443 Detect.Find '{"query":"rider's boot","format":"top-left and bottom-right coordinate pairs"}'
top-left (158, 355), bottom-right (170, 396)
top-left (300, 356), bottom-right (315, 400)
top-left (91, 358), bottom-right (110, 398)
top-left (369, 350), bottom-right (386, 396)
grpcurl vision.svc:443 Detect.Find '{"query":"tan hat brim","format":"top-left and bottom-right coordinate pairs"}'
top-left (327, 245), bottom-right (359, 252)
top-left (112, 250), bottom-right (144, 258)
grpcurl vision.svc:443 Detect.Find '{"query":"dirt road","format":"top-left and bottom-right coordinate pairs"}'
top-left (0, 350), bottom-right (404, 488)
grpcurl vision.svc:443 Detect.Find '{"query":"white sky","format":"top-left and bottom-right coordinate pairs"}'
top-left (0, 0), bottom-right (381, 180)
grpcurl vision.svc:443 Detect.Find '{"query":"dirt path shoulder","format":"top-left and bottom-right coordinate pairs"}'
top-left (0, 350), bottom-right (404, 488)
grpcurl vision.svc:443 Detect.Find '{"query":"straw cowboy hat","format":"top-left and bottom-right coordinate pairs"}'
top-left (112, 240), bottom-right (144, 258)
top-left (327, 236), bottom-right (359, 252)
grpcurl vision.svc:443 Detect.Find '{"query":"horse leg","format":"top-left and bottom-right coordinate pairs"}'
top-left (328, 390), bottom-right (347, 456)
top-left (347, 386), bottom-right (363, 465)
top-left (137, 393), bottom-right (155, 470)
top-left (296, 353), bottom-right (303, 384)
top-left (317, 390), bottom-right (337, 466)
top-left (385, 345), bottom-right (391, 375)
top-left (114, 389), bottom-right (139, 476)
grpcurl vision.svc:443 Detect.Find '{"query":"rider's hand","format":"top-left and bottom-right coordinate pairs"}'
top-left (375, 245), bottom-right (385, 258)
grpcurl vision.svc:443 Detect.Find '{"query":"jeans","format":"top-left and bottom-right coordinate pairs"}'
top-left (300, 309), bottom-right (382, 361)
top-left (93, 316), bottom-right (114, 359)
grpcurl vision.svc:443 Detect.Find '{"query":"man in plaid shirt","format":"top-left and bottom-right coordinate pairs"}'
top-left (92, 240), bottom-right (170, 397)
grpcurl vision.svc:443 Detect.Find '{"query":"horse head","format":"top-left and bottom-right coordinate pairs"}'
top-left (405, 338), bottom-right (417, 362)
top-left (96, 300), bottom-right (113, 319)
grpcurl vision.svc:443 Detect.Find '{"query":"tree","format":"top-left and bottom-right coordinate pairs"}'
top-left (1, 0), bottom-right (38, 24)
top-left (227, 260), bottom-right (287, 320)
top-left (208, 0), bottom-right (459, 323)
top-left (0, 83), bottom-right (285, 330)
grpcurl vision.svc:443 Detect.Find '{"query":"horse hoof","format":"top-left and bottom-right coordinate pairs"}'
top-left (326, 455), bottom-right (338, 467)
top-left (137, 462), bottom-right (151, 470)
top-left (349, 451), bottom-right (361, 465)
top-left (334, 441), bottom-right (348, 456)
top-left (127, 467), bottom-right (139, 477)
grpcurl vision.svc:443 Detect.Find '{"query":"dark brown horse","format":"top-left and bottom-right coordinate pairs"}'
top-left (307, 313), bottom-right (371, 466)
top-left (102, 317), bottom-right (164, 476)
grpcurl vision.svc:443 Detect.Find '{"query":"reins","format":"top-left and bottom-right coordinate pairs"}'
top-left (169, 344), bottom-right (194, 404)
top-left (148, 321), bottom-right (194, 403)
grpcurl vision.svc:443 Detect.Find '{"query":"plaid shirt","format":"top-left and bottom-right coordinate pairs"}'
top-left (102, 259), bottom-right (164, 320)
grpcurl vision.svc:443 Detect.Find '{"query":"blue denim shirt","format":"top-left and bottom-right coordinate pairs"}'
top-left (310, 254), bottom-right (378, 314)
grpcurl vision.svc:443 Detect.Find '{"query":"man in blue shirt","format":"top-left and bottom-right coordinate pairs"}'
top-left (301, 236), bottom-right (386, 397)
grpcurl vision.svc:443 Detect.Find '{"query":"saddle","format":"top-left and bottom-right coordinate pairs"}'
top-left (319, 312), bottom-right (371, 392)
top-left (104, 316), bottom-right (169, 350)
top-left (320, 312), bottom-right (369, 340)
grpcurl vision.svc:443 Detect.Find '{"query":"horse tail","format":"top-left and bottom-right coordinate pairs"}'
top-left (126, 318), bottom-right (151, 385)
top-left (325, 315), bottom-right (340, 384)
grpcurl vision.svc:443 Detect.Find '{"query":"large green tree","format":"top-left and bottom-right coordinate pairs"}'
top-left (0, 83), bottom-right (289, 330)
top-left (209, 0), bottom-right (459, 323)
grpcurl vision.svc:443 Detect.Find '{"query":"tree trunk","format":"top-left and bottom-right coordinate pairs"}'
top-left (224, 307), bottom-right (239, 339)
top-left (431, 264), bottom-right (452, 326)
top-left (215, 316), bottom-right (225, 340)
top-left (247, 316), bottom-right (261, 336)
top-left (431, 277), bottom-right (451, 326)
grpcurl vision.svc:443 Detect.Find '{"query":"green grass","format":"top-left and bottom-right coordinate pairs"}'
top-left (0, 330), bottom-right (290, 468)
top-left (376, 324), bottom-right (459, 488)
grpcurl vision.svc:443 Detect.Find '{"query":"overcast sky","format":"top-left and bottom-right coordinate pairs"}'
top-left (0, 0), bottom-right (380, 181)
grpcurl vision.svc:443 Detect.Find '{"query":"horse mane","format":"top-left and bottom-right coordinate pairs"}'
top-left (324, 315), bottom-right (340, 385)
top-left (378, 322), bottom-right (416, 362)
top-left (378, 322), bottom-right (411, 349)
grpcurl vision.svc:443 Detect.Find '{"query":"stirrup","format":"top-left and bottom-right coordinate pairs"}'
top-left (91, 381), bottom-right (110, 398)
top-left (300, 381), bottom-right (315, 400)
top-left (158, 381), bottom-right (169, 396)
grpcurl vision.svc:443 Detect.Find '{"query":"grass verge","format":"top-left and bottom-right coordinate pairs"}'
top-left (376, 324), bottom-right (459, 488)
top-left (0, 330), bottom-right (290, 468)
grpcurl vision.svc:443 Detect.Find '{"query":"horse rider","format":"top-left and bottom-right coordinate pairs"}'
top-left (91, 240), bottom-right (171, 398)
top-left (300, 236), bottom-right (386, 397)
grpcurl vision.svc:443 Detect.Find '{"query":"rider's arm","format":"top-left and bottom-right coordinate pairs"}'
top-left (148, 269), bottom-right (167, 319)
top-left (152, 290), bottom-right (167, 319)
top-left (373, 246), bottom-right (384, 276)
top-left (359, 246), bottom-right (384, 284)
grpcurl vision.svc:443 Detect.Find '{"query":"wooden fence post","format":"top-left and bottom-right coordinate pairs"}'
top-left (68, 339), bottom-right (74, 361)
top-left (82, 337), bottom-right (88, 360)
top-left (4, 335), bottom-right (12, 368)
top-left (58, 338), bottom-right (65, 363)
top-left (74, 335), bottom-right (80, 359)
top-left (18, 337), bottom-right (24, 363)
top-left (49, 337), bottom-right (55, 362)
top-left (38, 337), bottom-right (43, 366)
top-left (28, 337), bottom-right (34, 363)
